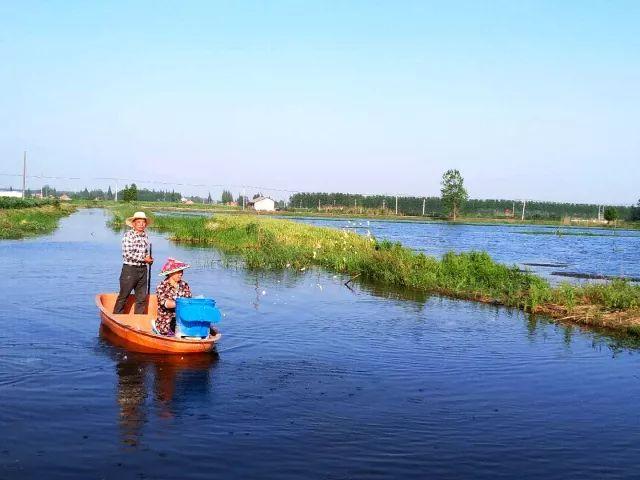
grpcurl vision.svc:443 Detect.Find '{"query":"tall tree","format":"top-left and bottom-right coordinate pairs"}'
top-left (630, 199), bottom-right (640, 221)
top-left (440, 169), bottom-right (468, 221)
top-left (221, 190), bottom-right (233, 203)
top-left (603, 206), bottom-right (619, 224)
top-left (122, 183), bottom-right (138, 202)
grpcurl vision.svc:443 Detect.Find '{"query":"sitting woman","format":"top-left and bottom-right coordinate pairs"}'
top-left (154, 258), bottom-right (192, 336)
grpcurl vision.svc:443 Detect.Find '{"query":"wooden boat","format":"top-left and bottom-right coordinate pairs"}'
top-left (96, 293), bottom-right (221, 354)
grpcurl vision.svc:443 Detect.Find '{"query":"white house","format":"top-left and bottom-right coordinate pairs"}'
top-left (250, 196), bottom-right (276, 212)
top-left (0, 190), bottom-right (23, 198)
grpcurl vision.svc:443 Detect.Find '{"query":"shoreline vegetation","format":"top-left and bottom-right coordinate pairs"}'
top-left (110, 206), bottom-right (640, 335)
top-left (0, 199), bottom-right (76, 239)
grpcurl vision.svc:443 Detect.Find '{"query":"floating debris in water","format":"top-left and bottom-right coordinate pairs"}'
top-left (551, 271), bottom-right (640, 282)
top-left (523, 262), bottom-right (569, 268)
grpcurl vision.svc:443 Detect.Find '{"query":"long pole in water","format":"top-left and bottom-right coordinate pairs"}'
top-left (147, 243), bottom-right (153, 296)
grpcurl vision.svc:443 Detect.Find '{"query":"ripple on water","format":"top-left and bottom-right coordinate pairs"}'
top-left (2, 209), bottom-right (640, 479)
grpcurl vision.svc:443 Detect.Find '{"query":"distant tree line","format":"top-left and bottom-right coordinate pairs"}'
top-left (288, 192), bottom-right (636, 220)
top-left (61, 184), bottom-right (183, 202)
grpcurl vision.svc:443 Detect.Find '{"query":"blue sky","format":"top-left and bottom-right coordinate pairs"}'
top-left (1, 1), bottom-right (638, 203)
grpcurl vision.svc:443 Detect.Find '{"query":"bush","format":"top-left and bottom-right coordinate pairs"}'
top-left (0, 197), bottom-right (60, 209)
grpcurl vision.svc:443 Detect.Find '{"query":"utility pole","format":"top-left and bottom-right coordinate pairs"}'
top-left (22, 151), bottom-right (26, 198)
top-left (395, 195), bottom-right (398, 215)
top-left (115, 181), bottom-right (118, 202)
top-left (422, 198), bottom-right (426, 216)
top-left (521, 199), bottom-right (526, 221)
top-left (382, 198), bottom-right (385, 210)
top-left (242, 187), bottom-right (245, 210)
top-left (318, 199), bottom-right (321, 210)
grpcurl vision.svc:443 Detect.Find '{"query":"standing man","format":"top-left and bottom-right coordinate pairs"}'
top-left (114, 211), bottom-right (154, 314)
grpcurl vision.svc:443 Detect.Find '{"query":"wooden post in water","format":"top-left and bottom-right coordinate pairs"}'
top-left (22, 151), bottom-right (26, 198)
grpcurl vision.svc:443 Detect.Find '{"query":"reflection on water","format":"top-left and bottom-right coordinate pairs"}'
top-left (100, 326), bottom-right (218, 447)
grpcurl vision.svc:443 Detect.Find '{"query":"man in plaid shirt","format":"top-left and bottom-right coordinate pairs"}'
top-left (114, 211), bottom-right (154, 314)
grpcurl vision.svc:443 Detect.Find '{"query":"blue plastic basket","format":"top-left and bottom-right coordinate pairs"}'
top-left (175, 297), bottom-right (222, 338)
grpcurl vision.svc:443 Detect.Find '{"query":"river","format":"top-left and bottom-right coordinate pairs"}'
top-left (1, 209), bottom-right (640, 479)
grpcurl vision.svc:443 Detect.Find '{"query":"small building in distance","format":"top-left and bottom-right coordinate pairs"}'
top-left (249, 196), bottom-right (276, 212)
top-left (59, 194), bottom-right (72, 201)
top-left (0, 190), bottom-right (23, 198)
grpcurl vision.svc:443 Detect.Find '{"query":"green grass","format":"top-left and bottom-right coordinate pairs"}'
top-left (0, 197), bottom-right (61, 209)
top-left (109, 206), bottom-right (640, 329)
top-left (0, 204), bottom-right (76, 239)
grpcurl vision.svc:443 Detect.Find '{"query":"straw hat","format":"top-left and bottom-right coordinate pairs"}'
top-left (159, 258), bottom-right (191, 276)
top-left (125, 211), bottom-right (153, 227)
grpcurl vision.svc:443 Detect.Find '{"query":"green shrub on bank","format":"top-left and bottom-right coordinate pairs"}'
top-left (0, 197), bottom-right (61, 209)
top-left (0, 204), bottom-right (74, 239)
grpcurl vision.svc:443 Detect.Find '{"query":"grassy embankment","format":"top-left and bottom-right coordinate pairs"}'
top-left (111, 206), bottom-right (640, 334)
top-left (0, 198), bottom-right (76, 239)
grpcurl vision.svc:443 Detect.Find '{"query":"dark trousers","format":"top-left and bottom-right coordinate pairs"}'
top-left (114, 264), bottom-right (149, 314)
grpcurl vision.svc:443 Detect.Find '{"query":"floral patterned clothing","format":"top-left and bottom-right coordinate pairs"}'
top-left (154, 278), bottom-right (192, 336)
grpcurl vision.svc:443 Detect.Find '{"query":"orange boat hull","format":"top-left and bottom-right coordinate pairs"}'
top-left (96, 293), bottom-right (221, 354)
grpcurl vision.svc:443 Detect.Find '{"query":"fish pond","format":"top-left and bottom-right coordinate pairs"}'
top-left (2, 209), bottom-right (640, 479)
top-left (288, 216), bottom-right (640, 282)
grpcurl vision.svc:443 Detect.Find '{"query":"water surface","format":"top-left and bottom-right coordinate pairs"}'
top-left (2, 209), bottom-right (640, 479)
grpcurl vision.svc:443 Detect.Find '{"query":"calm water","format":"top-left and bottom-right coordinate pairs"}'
top-left (2, 209), bottom-right (640, 479)
top-left (290, 216), bottom-right (640, 281)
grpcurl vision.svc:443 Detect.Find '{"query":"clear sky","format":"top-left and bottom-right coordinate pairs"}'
top-left (1, 1), bottom-right (638, 203)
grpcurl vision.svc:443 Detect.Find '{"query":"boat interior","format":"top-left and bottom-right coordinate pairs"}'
top-left (99, 293), bottom-right (158, 331)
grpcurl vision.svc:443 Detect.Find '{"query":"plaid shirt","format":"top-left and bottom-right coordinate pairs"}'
top-left (121, 229), bottom-right (150, 266)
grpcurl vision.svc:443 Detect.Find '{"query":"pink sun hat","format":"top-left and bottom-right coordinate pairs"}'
top-left (159, 258), bottom-right (191, 276)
